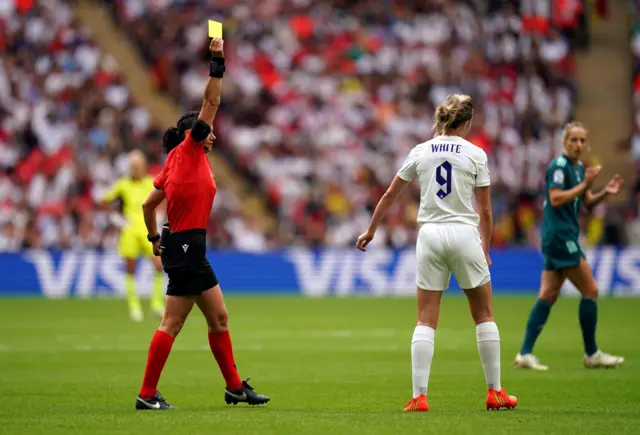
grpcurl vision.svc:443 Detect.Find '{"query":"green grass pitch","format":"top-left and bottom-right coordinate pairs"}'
top-left (0, 296), bottom-right (637, 435)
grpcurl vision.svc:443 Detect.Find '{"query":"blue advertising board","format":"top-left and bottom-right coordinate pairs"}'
top-left (0, 247), bottom-right (638, 297)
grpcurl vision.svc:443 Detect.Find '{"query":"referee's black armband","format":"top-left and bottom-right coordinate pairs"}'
top-left (190, 119), bottom-right (211, 142)
top-left (209, 57), bottom-right (225, 78)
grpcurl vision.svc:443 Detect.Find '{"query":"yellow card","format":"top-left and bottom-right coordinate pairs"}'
top-left (208, 20), bottom-right (222, 38)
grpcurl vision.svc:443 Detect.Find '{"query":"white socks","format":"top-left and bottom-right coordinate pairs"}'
top-left (410, 322), bottom-right (501, 399)
top-left (476, 321), bottom-right (501, 391)
top-left (411, 325), bottom-right (435, 399)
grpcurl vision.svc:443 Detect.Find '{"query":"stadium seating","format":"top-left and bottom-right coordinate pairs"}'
top-left (627, 0), bottom-right (640, 244)
top-left (0, 0), bottom-right (583, 250)
top-left (0, 0), bottom-right (251, 251)
top-left (104, 0), bottom-right (581, 249)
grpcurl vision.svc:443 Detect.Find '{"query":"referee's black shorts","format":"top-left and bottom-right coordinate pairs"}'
top-left (160, 229), bottom-right (218, 297)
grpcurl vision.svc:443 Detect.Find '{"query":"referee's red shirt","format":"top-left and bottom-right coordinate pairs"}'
top-left (154, 134), bottom-right (217, 232)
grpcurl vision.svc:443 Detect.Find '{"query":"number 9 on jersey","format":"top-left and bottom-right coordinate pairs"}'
top-left (436, 161), bottom-right (452, 199)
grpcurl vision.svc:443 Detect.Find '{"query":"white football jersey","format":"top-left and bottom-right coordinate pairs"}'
top-left (397, 135), bottom-right (490, 227)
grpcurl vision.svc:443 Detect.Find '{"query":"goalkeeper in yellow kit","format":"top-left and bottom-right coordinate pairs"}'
top-left (103, 150), bottom-right (165, 321)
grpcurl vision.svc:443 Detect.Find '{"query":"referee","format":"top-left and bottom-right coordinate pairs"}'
top-left (134, 37), bottom-right (270, 410)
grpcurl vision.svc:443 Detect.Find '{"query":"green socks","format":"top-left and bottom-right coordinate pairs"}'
top-left (520, 297), bottom-right (598, 357)
top-left (519, 299), bottom-right (552, 355)
top-left (579, 297), bottom-right (598, 356)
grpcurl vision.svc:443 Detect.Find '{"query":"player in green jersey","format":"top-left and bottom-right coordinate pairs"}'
top-left (514, 121), bottom-right (625, 370)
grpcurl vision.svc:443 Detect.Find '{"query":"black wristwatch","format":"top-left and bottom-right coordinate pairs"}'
top-left (147, 233), bottom-right (160, 243)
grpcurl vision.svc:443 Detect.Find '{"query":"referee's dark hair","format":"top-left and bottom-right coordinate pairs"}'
top-left (162, 111), bottom-right (199, 153)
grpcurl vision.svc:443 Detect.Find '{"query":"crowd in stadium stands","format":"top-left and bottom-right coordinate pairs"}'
top-left (0, 0), bottom-right (245, 251)
top-left (104, 0), bottom-right (589, 249)
top-left (0, 0), bottom-right (608, 251)
top-left (628, 0), bottom-right (640, 245)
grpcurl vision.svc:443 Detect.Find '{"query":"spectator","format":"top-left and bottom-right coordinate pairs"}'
top-left (105, 0), bottom-right (580, 248)
top-left (2, 0), bottom-right (589, 250)
top-left (0, 0), bottom-right (244, 251)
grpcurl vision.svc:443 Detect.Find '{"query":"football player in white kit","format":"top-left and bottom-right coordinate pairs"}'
top-left (357, 94), bottom-right (518, 412)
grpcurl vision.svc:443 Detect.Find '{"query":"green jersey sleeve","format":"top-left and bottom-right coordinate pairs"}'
top-left (548, 156), bottom-right (568, 190)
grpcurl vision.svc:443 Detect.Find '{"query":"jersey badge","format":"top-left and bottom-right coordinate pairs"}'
top-left (553, 169), bottom-right (564, 184)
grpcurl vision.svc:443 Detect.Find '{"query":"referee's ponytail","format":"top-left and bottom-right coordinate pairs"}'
top-left (162, 127), bottom-right (181, 152)
top-left (162, 111), bottom-right (200, 153)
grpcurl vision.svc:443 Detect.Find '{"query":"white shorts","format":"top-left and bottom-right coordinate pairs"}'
top-left (416, 223), bottom-right (491, 291)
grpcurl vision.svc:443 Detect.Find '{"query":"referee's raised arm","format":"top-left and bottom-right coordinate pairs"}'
top-left (198, 37), bottom-right (225, 127)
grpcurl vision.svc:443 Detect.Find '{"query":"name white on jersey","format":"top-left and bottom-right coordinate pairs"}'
top-left (396, 135), bottom-right (490, 227)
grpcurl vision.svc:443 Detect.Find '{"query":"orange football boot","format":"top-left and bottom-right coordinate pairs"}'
top-left (485, 388), bottom-right (518, 411)
top-left (404, 394), bottom-right (429, 412)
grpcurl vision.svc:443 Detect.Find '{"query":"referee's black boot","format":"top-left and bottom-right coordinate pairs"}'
top-left (225, 379), bottom-right (270, 405)
top-left (135, 391), bottom-right (175, 410)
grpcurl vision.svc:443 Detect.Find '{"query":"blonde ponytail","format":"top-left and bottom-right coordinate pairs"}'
top-left (433, 94), bottom-right (474, 136)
